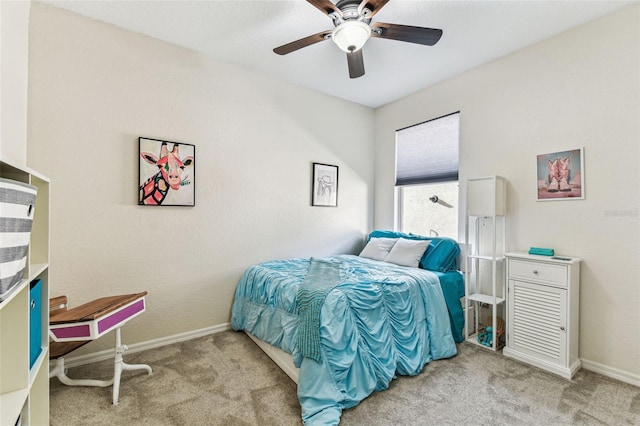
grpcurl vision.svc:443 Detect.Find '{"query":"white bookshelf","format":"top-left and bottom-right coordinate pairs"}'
top-left (0, 158), bottom-right (50, 425)
top-left (464, 175), bottom-right (507, 351)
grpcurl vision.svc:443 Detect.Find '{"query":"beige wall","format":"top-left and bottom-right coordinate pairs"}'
top-left (374, 5), bottom-right (639, 381)
top-left (1, 1), bottom-right (30, 164)
top-left (26, 3), bottom-right (374, 354)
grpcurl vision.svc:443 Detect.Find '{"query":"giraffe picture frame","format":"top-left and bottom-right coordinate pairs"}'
top-left (138, 137), bottom-right (195, 206)
top-left (311, 162), bottom-right (338, 207)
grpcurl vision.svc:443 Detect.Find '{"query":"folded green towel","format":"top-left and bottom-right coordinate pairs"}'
top-left (529, 247), bottom-right (554, 256)
top-left (296, 258), bottom-right (343, 363)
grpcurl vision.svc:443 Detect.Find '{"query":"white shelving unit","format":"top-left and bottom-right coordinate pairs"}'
top-left (464, 176), bottom-right (507, 351)
top-left (0, 158), bottom-right (50, 426)
top-left (504, 252), bottom-right (581, 379)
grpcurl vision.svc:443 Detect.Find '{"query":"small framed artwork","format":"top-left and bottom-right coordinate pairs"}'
top-left (138, 137), bottom-right (195, 206)
top-left (536, 148), bottom-right (584, 201)
top-left (311, 162), bottom-right (339, 207)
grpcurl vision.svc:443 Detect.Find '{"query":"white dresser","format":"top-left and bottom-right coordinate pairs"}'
top-left (504, 252), bottom-right (581, 379)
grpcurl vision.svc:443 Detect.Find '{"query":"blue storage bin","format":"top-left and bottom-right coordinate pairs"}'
top-left (29, 279), bottom-right (43, 368)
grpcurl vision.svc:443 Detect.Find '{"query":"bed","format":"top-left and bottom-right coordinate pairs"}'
top-left (231, 231), bottom-right (464, 425)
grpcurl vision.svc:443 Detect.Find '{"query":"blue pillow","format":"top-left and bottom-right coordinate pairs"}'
top-left (367, 230), bottom-right (460, 272)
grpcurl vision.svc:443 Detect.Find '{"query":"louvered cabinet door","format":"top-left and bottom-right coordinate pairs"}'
top-left (507, 279), bottom-right (567, 365)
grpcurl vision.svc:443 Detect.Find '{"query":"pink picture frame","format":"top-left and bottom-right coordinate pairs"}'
top-left (138, 137), bottom-right (195, 206)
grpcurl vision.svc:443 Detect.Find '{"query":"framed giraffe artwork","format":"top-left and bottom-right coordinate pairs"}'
top-left (311, 162), bottom-right (338, 207)
top-left (536, 147), bottom-right (584, 201)
top-left (138, 137), bottom-right (195, 206)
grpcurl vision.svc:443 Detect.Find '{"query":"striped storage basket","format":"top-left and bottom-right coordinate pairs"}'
top-left (0, 178), bottom-right (37, 301)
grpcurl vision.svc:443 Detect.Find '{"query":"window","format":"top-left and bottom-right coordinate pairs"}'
top-left (395, 112), bottom-right (460, 238)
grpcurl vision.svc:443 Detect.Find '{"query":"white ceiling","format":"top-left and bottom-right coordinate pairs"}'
top-left (40, 0), bottom-right (635, 108)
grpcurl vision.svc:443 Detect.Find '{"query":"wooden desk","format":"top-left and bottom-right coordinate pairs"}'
top-left (50, 292), bottom-right (147, 342)
top-left (48, 292), bottom-right (151, 405)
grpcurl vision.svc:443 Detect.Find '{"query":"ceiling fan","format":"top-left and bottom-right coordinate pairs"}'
top-left (273, 0), bottom-right (443, 79)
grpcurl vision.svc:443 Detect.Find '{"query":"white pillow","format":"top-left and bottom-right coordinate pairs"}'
top-left (384, 238), bottom-right (430, 268)
top-left (359, 238), bottom-right (398, 261)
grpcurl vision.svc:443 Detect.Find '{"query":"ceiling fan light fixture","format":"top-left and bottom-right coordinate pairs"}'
top-left (331, 20), bottom-right (371, 53)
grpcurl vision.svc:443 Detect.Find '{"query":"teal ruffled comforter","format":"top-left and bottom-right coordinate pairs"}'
top-left (231, 255), bottom-right (458, 425)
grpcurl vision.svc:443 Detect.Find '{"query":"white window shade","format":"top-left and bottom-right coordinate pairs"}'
top-left (395, 112), bottom-right (459, 186)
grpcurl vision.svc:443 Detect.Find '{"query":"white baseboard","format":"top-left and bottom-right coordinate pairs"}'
top-left (581, 357), bottom-right (640, 388)
top-left (62, 322), bottom-right (232, 369)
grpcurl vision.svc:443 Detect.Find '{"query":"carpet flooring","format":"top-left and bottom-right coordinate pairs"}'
top-left (50, 331), bottom-right (640, 425)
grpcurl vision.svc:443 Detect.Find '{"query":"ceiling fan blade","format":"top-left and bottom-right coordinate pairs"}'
top-left (358, 0), bottom-right (390, 18)
top-left (307, 0), bottom-right (342, 17)
top-left (347, 50), bottom-right (365, 79)
top-left (273, 30), bottom-right (332, 55)
top-left (371, 22), bottom-right (443, 46)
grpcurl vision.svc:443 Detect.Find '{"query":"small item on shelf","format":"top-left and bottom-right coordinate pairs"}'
top-left (528, 247), bottom-right (554, 256)
top-left (478, 316), bottom-right (505, 348)
top-left (477, 326), bottom-right (493, 347)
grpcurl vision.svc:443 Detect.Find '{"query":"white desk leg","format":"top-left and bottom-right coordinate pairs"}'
top-left (112, 327), bottom-right (153, 405)
top-left (50, 357), bottom-right (114, 388)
